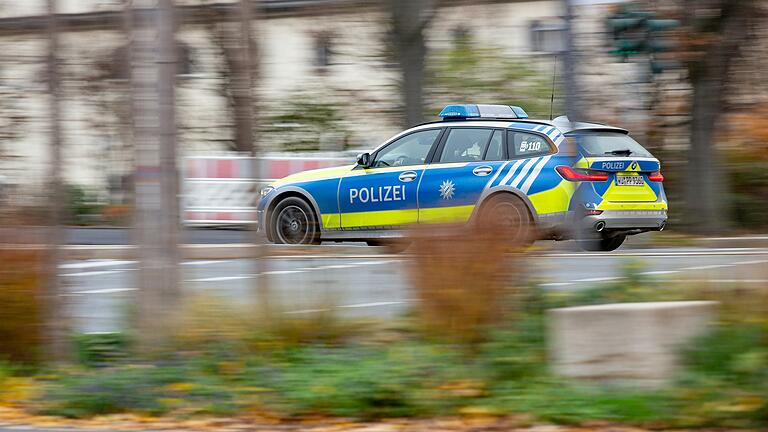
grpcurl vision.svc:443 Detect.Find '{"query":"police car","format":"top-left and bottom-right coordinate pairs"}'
top-left (256, 104), bottom-right (667, 251)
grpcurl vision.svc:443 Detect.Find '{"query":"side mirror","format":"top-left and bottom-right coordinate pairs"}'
top-left (357, 152), bottom-right (371, 168)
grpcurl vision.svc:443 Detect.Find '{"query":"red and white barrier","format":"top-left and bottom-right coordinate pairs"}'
top-left (182, 154), bottom-right (351, 225)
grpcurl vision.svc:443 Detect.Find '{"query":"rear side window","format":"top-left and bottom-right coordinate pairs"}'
top-left (573, 132), bottom-right (652, 158)
top-left (507, 131), bottom-right (553, 158)
top-left (439, 128), bottom-right (493, 163)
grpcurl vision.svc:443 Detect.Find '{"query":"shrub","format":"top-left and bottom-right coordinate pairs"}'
top-left (73, 333), bottom-right (130, 367)
top-left (36, 364), bottom-right (237, 418)
top-left (407, 223), bottom-right (529, 344)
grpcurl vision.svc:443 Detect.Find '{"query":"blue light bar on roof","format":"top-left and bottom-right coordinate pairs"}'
top-left (438, 104), bottom-right (528, 120)
top-left (438, 104), bottom-right (480, 119)
top-left (510, 105), bottom-right (529, 119)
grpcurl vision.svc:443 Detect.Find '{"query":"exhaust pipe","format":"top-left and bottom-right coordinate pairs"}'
top-left (594, 221), bottom-right (606, 233)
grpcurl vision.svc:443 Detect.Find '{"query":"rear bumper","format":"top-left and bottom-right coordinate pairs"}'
top-left (580, 209), bottom-right (667, 231)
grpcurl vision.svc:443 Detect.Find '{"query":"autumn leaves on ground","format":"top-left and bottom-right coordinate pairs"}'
top-left (1, 226), bottom-right (768, 431)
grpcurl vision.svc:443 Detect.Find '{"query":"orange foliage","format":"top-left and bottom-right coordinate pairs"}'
top-left (0, 250), bottom-right (44, 363)
top-left (407, 223), bottom-right (529, 344)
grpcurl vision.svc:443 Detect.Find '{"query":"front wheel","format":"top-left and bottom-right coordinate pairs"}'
top-left (269, 197), bottom-right (320, 245)
top-left (577, 233), bottom-right (626, 252)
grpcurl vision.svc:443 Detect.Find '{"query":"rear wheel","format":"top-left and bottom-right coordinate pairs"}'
top-left (269, 197), bottom-right (320, 245)
top-left (477, 194), bottom-right (533, 246)
top-left (577, 233), bottom-right (626, 252)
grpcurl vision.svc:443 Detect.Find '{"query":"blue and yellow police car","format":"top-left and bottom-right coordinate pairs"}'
top-left (256, 104), bottom-right (667, 251)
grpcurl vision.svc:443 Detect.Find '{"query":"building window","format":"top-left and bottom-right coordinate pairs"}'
top-left (104, 42), bottom-right (193, 80)
top-left (312, 31), bottom-right (334, 68)
top-left (530, 20), bottom-right (566, 54)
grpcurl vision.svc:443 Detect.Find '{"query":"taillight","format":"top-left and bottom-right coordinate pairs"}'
top-left (648, 171), bottom-right (664, 182)
top-left (556, 166), bottom-right (609, 182)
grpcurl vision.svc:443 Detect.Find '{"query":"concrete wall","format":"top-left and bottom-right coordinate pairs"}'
top-left (549, 301), bottom-right (718, 386)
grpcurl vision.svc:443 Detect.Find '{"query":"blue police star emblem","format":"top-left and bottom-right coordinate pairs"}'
top-left (439, 180), bottom-right (455, 200)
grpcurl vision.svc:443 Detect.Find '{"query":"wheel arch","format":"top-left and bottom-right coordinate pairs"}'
top-left (264, 187), bottom-right (323, 241)
top-left (470, 187), bottom-right (539, 226)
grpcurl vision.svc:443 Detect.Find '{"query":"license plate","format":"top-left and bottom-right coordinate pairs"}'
top-left (616, 175), bottom-right (645, 186)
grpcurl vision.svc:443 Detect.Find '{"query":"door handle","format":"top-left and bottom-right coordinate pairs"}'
top-left (398, 171), bottom-right (418, 182)
top-left (472, 166), bottom-right (493, 176)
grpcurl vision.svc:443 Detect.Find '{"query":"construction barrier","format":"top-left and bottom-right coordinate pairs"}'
top-left (182, 153), bottom-right (352, 225)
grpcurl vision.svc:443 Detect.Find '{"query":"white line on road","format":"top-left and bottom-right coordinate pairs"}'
top-left (572, 276), bottom-right (624, 283)
top-left (678, 279), bottom-right (768, 283)
top-left (181, 260), bottom-right (234, 266)
top-left (59, 260), bottom-right (135, 269)
top-left (338, 301), bottom-right (405, 309)
top-left (70, 287), bottom-right (138, 295)
top-left (736, 259), bottom-right (768, 265)
top-left (186, 275), bottom-right (253, 282)
top-left (680, 264), bottom-right (734, 270)
top-left (284, 300), bottom-right (408, 315)
top-left (261, 270), bottom-right (305, 275)
top-left (639, 270), bottom-right (681, 275)
top-left (62, 269), bottom-right (134, 277)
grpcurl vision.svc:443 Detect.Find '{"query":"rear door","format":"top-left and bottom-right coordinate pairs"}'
top-left (417, 127), bottom-right (504, 223)
top-left (338, 128), bottom-right (443, 228)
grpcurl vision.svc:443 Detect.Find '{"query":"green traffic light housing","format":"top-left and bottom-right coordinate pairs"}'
top-left (646, 19), bottom-right (680, 32)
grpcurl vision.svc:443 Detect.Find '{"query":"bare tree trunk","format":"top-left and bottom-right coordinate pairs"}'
top-left (131, 0), bottom-right (180, 352)
top-left (561, 0), bottom-right (582, 123)
top-left (389, 0), bottom-right (435, 128)
top-left (683, 0), bottom-right (754, 234)
top-left (44, 0), bottom-right (68, 362)
top-left (211, 0), bottom-right (257, 154)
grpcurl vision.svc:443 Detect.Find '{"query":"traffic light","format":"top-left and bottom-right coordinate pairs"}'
top-left (607, 10), bottom-right (651, 58)
top-left (607, 6), bottom-right (680, 74)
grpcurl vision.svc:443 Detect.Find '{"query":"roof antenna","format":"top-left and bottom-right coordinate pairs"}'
top-left (549, 55), bottom-right (557, 121)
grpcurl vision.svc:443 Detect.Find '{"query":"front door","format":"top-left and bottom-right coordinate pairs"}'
top-left (418, 128), bottom-right (505, 223)
top-left (339, 128), bottom-right (442, 228)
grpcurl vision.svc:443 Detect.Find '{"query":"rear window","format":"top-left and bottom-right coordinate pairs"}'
top-left (572, 132), bottom-right (652, 158)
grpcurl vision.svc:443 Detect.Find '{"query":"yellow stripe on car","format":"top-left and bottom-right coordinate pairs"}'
top-left (418, 205), bottom-right (476, 223)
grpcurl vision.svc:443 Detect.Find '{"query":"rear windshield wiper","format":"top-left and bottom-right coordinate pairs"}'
top-left (605, 149), bottom-right (633, 156)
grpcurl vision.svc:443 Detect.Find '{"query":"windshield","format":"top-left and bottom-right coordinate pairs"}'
top-left (571, 132), bottom-right (653, 158)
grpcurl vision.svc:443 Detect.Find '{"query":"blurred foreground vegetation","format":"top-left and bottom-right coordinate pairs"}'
top-left (1, 257), bottom-right (767, 428)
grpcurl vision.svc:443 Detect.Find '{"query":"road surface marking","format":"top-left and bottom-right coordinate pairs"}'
top-left (680, 264), bottom-right (735, 270)
top-left (284, 308), bottom-right (330, 315)
top-left (284, 301), bottom-right (408, 315)
top-left (62, 269), bottom-right (134, 277)
top-left (60, 259), bottom-right (135, 269)
top-left (261, 270), bottom-right (305, 275)
top-left (338, 301), bottom-right (405, 308)
top-left (181, 260), bottom-right (234, 266)
top-left (538, 282), bottom-right (574, 287)
top-left (672, 279), bottom-right (768, 283)
top-left (737, 259), bottom-right (768, 265)
top-left (70, 287), bottom-right (138, 295)
top-left (639, 270), bottom-right (681, 275)
top-left (572, 276), bottom-right (624, 283)
top-left (186, 275), bottom-right (254, 282)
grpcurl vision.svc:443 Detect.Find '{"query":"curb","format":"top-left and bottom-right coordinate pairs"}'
top-left (1, 243), bottom-right (385, 260)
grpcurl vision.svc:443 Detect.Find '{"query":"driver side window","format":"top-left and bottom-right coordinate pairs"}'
top-left (372, 129), bottom-right (441, 168)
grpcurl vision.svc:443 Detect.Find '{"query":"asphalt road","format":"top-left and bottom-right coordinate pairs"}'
top-left (58, 245), bottom-right (768, 333)
top-left (65, 227), bottom-right (251, 245)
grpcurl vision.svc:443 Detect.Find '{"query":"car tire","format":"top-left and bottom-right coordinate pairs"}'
top-left (477, 194), bottom-right (533, 246)
top-left (269, 197), bottom-right (320, 245)
top-left (577, 233), bottom-right (626, 252)
top-left (366, 239), bottom-right (411, 254)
